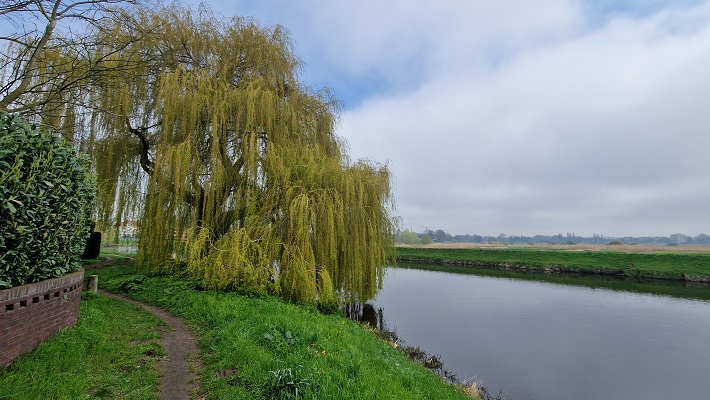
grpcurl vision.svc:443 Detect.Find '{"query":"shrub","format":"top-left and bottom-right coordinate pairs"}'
top-left (0, 112), bottom-right (96, 288)
top-left (420, 234), bottom-right (433, 245)
top-left (396, 230), bottom-right (421, 245)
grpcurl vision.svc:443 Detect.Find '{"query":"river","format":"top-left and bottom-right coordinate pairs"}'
top-left (367, 264), bottom-right (710, 400)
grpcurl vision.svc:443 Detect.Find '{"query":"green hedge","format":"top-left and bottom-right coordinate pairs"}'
top-left (0, 112), bottom-right (96, 288)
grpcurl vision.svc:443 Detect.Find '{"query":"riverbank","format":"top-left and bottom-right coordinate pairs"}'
top-left (92, 262), bottom-right (479, 399)
top-left (2, 258), bottom-right (482, 399)
top-left (394, 246), bottom-right (710, 283)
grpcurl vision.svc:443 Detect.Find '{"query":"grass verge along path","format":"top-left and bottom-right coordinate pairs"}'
top-left (395, 247), bottom-right (710, 282)
top-left (94, 264), bottom-right (477, 400)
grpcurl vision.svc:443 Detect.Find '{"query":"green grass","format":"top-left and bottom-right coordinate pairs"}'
top-left (394, 247), bottom-right (710, 281)
top-left (94, 264), bottom-right (474, 400)
top-left (0, 292), bottom-right (164, 400)
top-left (81, 248), bottom-right (136, 265)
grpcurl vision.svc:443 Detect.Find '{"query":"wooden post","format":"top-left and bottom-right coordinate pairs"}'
top-left (88, 275), bottom-right (98, 293)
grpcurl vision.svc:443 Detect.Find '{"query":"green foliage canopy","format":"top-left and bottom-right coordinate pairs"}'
top-left (396, 230), bottom-right (421, 245)
top-left (0, 112), bottom-right (96, 288)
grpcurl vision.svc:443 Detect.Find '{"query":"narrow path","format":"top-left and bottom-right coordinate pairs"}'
top-left (84, 257), bottom-right (203, 400)
top-left (99, 290), bottom-right (203, 400)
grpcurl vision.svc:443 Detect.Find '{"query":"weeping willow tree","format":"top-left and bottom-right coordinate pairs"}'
top-left (1, 2), bottom-right (395, 304)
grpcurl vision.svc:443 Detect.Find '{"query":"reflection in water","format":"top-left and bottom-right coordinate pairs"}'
top-left (344, 303), bottom-right (384, 331)
top-left (365, 264), bottom-right (710, 400)
top-left (345, 302), bottom-right (472, 389)
top-left (400, 262), bottom-right (710, 302)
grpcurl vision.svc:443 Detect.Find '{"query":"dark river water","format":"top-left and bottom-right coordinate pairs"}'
top-left (367, 264), bottom-right (710, 400)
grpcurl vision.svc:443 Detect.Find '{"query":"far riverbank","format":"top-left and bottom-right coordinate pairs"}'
top-left (393, 245), bottom-right (710, 283)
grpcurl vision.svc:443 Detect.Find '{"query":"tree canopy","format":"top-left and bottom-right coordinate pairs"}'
top-left (0, 1), bottom-right (396, 304)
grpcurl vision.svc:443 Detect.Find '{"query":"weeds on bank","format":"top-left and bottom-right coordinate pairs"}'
top-left (0, 292), bottom-right (164, 400)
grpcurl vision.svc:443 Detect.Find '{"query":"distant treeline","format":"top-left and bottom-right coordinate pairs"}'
top-left (397, 229), bottom-right (710, 245)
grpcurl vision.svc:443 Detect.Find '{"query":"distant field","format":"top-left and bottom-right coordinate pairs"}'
top-left (394, 245), bottom-right (710, 282)
top-left (409, 242), bottom-right (710, 254)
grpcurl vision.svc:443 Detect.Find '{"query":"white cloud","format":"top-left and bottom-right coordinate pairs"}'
top-left (337, 1), bottom-right (710, 236)
top-left (211, 0), bottom-right (710, 236)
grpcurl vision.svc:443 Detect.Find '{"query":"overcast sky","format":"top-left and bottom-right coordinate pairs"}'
top-left (206, 1), bottom-right (708, 237)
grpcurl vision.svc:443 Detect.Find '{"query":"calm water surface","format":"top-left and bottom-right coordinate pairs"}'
top-left (370, 265), bottom-right (710, 400)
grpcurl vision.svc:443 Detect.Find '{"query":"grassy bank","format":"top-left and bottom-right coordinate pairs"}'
top-left (0, 292), bottom-right (164, 400)
top-left (394, 246), bottom-right (710, 282)
top-left (93, 264), bottom-right (476, 400)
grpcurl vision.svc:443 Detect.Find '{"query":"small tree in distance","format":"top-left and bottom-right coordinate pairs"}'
top-left (433, 229), bottom-right (452, 242)
top-left (420, 234), bottom-right (433, 245)
top-left (396, 230), bottom-right (421, 245)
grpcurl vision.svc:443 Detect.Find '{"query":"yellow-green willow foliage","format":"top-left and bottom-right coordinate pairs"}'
top-left (73, 3), bottom-right (395, 304)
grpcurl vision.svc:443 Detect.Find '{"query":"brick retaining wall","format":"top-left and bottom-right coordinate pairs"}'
top-left (0, 269), bottom-right (84, 368)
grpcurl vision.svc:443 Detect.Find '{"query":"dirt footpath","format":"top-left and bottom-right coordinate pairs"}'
top-left (99, 290), bottom-right (203, 400)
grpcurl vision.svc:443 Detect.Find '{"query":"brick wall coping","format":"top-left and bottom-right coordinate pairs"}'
top-left (0, 268), bottom-right (85, 302)
top-left (1, 268), bottom-right (85, 368)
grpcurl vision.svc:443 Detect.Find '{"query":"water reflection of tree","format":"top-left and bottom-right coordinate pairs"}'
top-left (344, 303), bottom-right (385, 331)
top-left (344, 303), bottom-right (452, 381)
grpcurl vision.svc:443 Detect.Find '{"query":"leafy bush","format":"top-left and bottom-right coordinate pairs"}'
top-left (0, 112), bottom-right (96, 288)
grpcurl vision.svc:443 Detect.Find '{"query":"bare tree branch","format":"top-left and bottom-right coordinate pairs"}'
top-left (0, 0), bottom-right (141, 112)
